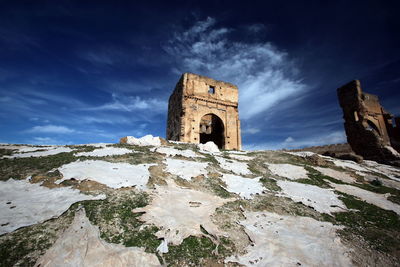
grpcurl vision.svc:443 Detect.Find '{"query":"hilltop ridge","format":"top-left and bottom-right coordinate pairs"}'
top-left (0, 136), bottom-right (400, 266)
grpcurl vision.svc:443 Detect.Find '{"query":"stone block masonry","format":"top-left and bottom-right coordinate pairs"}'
top-left (167, 73), bottom-right (241, 150)
top-left (337, 80), bottom-right (400, 164)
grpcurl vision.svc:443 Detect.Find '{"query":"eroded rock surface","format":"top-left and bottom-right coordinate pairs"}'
top-left (132, 182), bottom-right (232, 245)
top-left (35, 209), bottom-right (160, 267)
top-left (226, 211), bottom-right (352, 267)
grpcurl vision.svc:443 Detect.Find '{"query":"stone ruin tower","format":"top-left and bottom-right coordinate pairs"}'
top-left (167, 73), bottom-right (241, 150)
top-left (337, 80), bottom-right (400, 163)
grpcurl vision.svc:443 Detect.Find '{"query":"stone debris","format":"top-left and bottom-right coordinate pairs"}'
top-left (330, 182), bottom-right (400, 215)
top-left (2, 146), bottom-right (73, 158)
top-left (215, 156), bottom-right (251, 176)
top-left (220, 174), bottom-right (264, 199)
top-left (157, 239), bottom-right (169, 254)
top-left (277, 180), bottom-right (346, 214)
top-left (266, 163), bottom-right (309, 180)
top-left (120, 134), bottom-right (161, 147)
top-left (164, 158), bottom-right (209, 181)
top-left (225, 211), bottom-right (352, 267)
top-left (75, 147), bottom-right (134, 157)
top-left (35, 209), bottom-right (160, 267)
top-left (313, 166), bottom-right (357, 184)
top-left (0, 179), bottom-right (105, 235)
top-left (132, 182), bottom-right (231, 245)
top-left (57, 160), bottom-right (155, 189)
top-left (197, 141), bottom-right (220, 153)
top-left (151, 146), bottom-right (202, 158)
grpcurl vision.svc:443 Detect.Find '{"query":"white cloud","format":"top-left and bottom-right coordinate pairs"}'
top-left (164, 17), bottom-right (307, 120)
top-left (284, 136), bottom-right (295, 143)
top-left (86, 93), bottom-right (167, 113)
top-left (242, 128), bottom-right (260, 134)
top-left (27, 125), bottom-right (75, 134)
top-left (30, 137), bottom-right (72, 145)
top-left (244, 131), bottom-right (347, 151)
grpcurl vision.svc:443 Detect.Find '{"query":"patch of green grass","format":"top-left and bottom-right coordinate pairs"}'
top-left (0, 228), bottom-right (55, 266)
top-left (109, 143), bottom-right (151, 153)
top-left (206, 177), bottom-right (232, 198)
top-left (173, 143), bottom-right (199, 152)
top-left (260, 177), bottom-right (281, 191)
top-left (388, 195), bottom-right (400, 205)
top-left (198, 153), bottom-right (218, 165)
top-left (69, 145), bottom-right (97, 153)
top-left (354, 182), bottom-right (400, 203)
top-left (80, 191), bottom-right (160, 253)
top-left (0, 209), bottom-right (75, 267)
top-left (164, 235), bottom-right (234, 266)
top-left (248, 161), bottom-right (264, 176)
top-left (295, 166), bottom-right (346, 188)
top-left (98, 152), bottom-right (159, 165)
top-left (0, 148), bottom-right (15, 157)
top-left (0, 152), bottom-right (76, 181)
top-left (332, 192), bottom-right (400, 253)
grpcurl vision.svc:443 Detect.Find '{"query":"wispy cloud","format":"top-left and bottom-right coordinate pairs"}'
top-left (164, 17), bottom-right (307, 120)
top-left (27, 125), bottom-right (76, 134)
top-left (30, 137), bottom-right (73, 145)
top-left (244, 130), bottom-right (347, 150)
top-left (86, 93), bottom-right (167, 113)
top-left (242, 128), bottom-right (260, 134)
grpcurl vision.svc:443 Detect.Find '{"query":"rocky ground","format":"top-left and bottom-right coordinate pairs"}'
top-left (0, 137), bottom-right (400, 266)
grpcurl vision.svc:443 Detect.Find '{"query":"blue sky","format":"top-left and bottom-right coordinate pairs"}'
top-left (0, 1), bottom-right (399, 149)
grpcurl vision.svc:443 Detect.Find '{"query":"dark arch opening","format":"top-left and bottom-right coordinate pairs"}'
top-left (199, 114), bottom-right (224, 149)
top-left (367, 120), bottom-right (381, 136)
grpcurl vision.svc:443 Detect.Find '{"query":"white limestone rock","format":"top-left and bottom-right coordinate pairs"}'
top-left (120, 135), bottom-right (161, 147)
top-left (220, 173), bottom-right (264, 199)
top-left (164, 158), bottom-right (209, 181)
top-left (75, 147), bottom-right (134, 157)
top-left (215, 156), bottom-right (251, 176)
top-left (277, 180), bottom-right (346, 214)
top-left (57, 160), bottom-right (155, 189)
top-left (132, 182), bottom-right (231, 245)
top-left (3, 146), bottom-right (73, 158)
top-left (225, 211), bottom-right (352, 267)
top-left (197, 141), bottom-right (219, 153)
top-left (35, 209), bottom-right (160, 267)
top-left (152, 146), bottom-right (202, 158)
top-left (313, 166), bottom-right (356, 184)
top-left (0, 179), bottom-right (105, 235)
top-left (330, 182), bottom-right (400, 215)
top-left (266, 163), bottom-right (309, 180)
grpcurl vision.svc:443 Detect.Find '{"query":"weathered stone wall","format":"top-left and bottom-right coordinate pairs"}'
top-left (337, 80), bottom-right (400, 164)
top-left (166, 76), bottom-right (184, 141)
top-left (166, 73), bottom-right (241, 150)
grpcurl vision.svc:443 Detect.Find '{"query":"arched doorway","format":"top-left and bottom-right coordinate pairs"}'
top-left (366, 119), bottom-right (381, 136)
top-left (199, 114), bottom-right (225, 149)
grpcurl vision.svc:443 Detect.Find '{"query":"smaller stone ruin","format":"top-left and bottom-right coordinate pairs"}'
top-left (337, 80), bottom-right (400, 164)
